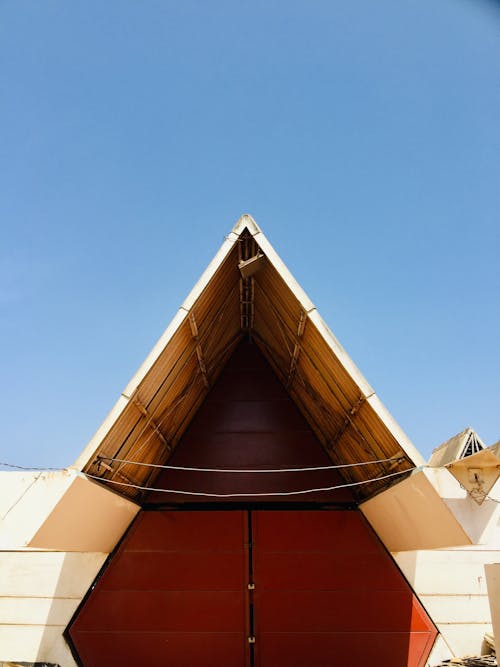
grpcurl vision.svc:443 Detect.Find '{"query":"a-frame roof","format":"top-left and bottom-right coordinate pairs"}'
top-left (73, 214), bottom-right (424, 502)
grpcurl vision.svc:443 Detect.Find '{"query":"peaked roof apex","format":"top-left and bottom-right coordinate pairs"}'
top-left (230, 213), bottom-right (262, 236)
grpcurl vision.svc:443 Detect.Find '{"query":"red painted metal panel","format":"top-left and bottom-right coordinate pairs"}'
top-left (256, 632), bottom-right (435, 667)
top-left (255, 590), bottom-right (430, 633)
top-left (71, 632), bottom-right (246, 667)
top-left (254, 551), bottom-right (407, 590)
top-left (102, 551), bottom-right (245, 590)
top-left (124, 510), bottom-right (246, 550)
top-left (170, 430), bottom-right (325, 468)
top-left (69, 509), bottom-right (436, 667)
top-left (252, 510), bottom-right (437, 667)
top-left (69, 510), bottom-right (249, 667)
top-left (253, 509), bottom-right (382, 552)
top-left (187, 398), bottom-right (309, 433)
top-left (75, 590), bottom-right (245, 632)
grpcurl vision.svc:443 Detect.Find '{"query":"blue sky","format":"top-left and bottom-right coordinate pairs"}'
top-left (1, 0), bottom-right (499, 468)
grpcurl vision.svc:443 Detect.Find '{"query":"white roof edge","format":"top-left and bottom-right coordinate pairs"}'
top-left (366, 394), bottom-right (426, 466)
top-left (231, 212), bottom-right (262, 237)
top-left (73, 217), bottom-right (245, 471)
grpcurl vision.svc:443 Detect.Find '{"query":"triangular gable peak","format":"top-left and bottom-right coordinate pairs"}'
top-left (428, 427), bottom-right (486, 467)
top-left (73, 214), bottom-right (424, 503)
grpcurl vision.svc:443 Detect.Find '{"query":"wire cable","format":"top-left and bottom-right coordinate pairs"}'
top-left (84, 466), bottom-right (417, 498)
top-left (0, 461), bottom-right (64, 471)
top-left (94, 454), bottom-right (405, 473)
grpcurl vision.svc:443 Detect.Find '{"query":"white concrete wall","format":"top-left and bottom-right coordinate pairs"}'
top-left (425, 635), bottom-right (454, 666)
top-left (485, 563), bottom-right (500, 656)
top-left (395, 547), bottom-right (500, 658)
top-left (362, 467), bottom-right (500, 659)
top-left (392, 474), bottom-right (500, 659)
top-left (0, 550), bottom-right (107, 666)
top-left (429, 467), bottom-right (500, 546)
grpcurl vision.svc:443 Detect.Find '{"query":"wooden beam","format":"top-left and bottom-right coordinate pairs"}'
top-left (286, 310), bottom-right (307, 389)
top-left (328, 394), bottom-right (368, 449)
top-left (131, 397), bottom-right (172, 452)
top-left (238, 233), bottom-right (255, 335)
top-left (94, 452), bottom-right (147, 486)
top-left (111, 467), bottom-right (138, 486)
top-left (189, 312), bottom-right (210, 388)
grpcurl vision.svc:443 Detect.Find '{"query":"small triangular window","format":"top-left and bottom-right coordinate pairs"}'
top-left (460, 432), bottom-right (484, 458)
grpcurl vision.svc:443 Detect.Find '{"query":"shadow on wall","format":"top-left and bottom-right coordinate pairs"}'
top-left (37, 552), bottom-right (108, 666)
top-left (0, 551), bottom-right (107, 667)
top-left (443, 495), bottom-right (500, 544)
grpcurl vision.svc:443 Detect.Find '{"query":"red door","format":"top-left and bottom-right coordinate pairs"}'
top-left (251, 510), bottom-right (436, 667)
top-left (68, 510), bottom-right (436, 667)
top-left (69, 510), bottom-right (249, 667)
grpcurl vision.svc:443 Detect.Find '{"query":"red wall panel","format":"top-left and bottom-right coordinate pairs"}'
top-left (252, 511), bottom-right (436, 667)
top-left (69, 510), bottom-right (249, 667)
top-left (256, 633), bottom-right (434, 667)
top-left (69, 510), bottom-right (437, 667)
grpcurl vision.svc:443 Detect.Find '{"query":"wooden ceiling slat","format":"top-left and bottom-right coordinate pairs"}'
top-left (294, 349), bottom-right (352, 422)
top-left (254, 269), bottom-right (302, 338)
top-left (291, 371), bottom-right (345, 444)
top-left (84, 404), bottom-right (142, 473)
top-left (94, 357), bottom-right (202, 483)
top-left (288, 384), bottom-right (338, 452)
top-left (201, 297), bottom-right (241, 364)
top-left (167, 378), bottom-right (212, 452)
top-left (302, 323), bottom-right (361, 405)
top-left (188, 246), bottom-right (240, 320)
top-left (147, 361), bottom-right (201, 439)
top-left (134, 333), bottom-right (202, 438)
top-left (131, 319), bottom-right (194, 407)
top-left (252, 307), bottom-right (293, 373)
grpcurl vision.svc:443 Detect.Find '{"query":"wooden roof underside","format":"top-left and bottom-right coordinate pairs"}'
top-left (74, 215), bottom-right (424, 502)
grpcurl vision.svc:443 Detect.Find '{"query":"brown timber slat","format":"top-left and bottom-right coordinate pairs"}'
top-left (302, 322), bottom-right (361, 405)
top-left (110, 355), bottom-right (200, 469)
top-left (187, 245), bottom-right (240, 321)
top-left (131, 318), bottom-right (193, 406)
top-left (254, 270), bottom-right (302, 341)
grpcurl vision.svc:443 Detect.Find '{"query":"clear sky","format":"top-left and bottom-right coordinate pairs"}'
top-left (0, 0), bottom-right (498, 469)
